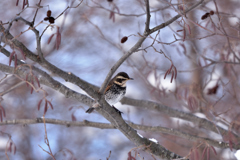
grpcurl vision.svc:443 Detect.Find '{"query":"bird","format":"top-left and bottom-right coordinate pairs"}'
top-left (86, 72), bottom-right (133, 114)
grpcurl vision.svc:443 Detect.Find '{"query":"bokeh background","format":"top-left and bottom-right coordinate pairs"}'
top-left (1, 0), bottom-right (240, 159)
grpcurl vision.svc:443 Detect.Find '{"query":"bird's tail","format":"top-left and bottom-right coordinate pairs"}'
top-left (86, 107), bottom-right (95, 113)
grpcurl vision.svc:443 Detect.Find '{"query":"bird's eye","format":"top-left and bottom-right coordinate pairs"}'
top-left (116, 78), bottom-right (123, 83)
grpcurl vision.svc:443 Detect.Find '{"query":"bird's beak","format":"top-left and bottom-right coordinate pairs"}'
top-left (129, 78), bottom-right (134, 80)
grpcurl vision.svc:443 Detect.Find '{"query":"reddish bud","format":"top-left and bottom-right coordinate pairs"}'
top-left (48, 17), bottom-right (55, 24)
top-left (209, 10), bottom-right (214, 15)
top-left (121, 36), bottom-right (128, 43)
top-left (47, 10), bottom-right (52, 17)
top-left (201, 13), bottom-right (210, 20)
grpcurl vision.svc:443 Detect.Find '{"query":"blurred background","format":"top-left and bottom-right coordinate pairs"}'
top-left (0, 0), bottom-right (240, 159)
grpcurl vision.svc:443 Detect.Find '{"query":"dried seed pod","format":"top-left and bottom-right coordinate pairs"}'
top-left (44, 17), bottom-right (49, 21)
top-left (201, 13), bottom-right (210, 20)
top-left (121, 36), bottom-right (128, 43)
top-left (47, 10), bottom-right (52, 17)
top-left (48, 17), bottom-right (55, 24)
top-left (201, 15), bottom-right (207, 20)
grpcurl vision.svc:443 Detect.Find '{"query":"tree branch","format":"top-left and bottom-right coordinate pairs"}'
top-left (0, 118), bottom-right (236, 150)
top-left (144, 0), bottom-right (151, 33)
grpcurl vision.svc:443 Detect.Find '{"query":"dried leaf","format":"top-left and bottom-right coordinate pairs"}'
top-left (34, 76), bottom-right (40, 87)
top-left (48, 34), bottom-right (55, 44)
top-left (9, 51), bottom-right (16, 66)
top-left (176, 30), bottom-right (183, 32)
top-left (202, 146), bottom-right (207, 160)
top-left (14, 54), bottom-right (18, 68)
top-left (0, 110), bottom-right (2, 122)
top-left (207, 147), bottom-right (210, 160)
top-left (183, 27), bottom-right (186, 41)
top-left (37, 99), bottom-right (43, 110)
top-left (164, 69), bottom-right (170, 79)
top-left (0, 105), bottom-right (6, 117)
top-left (194, 149), bottom-right (199, 160)
top-left (22, 0), bottom-right (27, 10)
top-left (9, 141), bottom-right (12, 152)
top-left (170, 70), bottom-right (174, 83)
top-left (168, 64), bottom-right (173, 74)
top-left (174, 66), bottom-right (177, 79)
top-left (56, 28), bottom-right (61, 50)
top-left (47, 101), bottom-right (53, 110)
top-left (19, 48), bottom-right (26, 60)
top-left (44, 101), bottom-right (48, 114)
top-left (16, 0), bottom-right (19, 6)
top-left (210, 146), bottom-right (217, 155)
top-left (71, 114), bottom-right (76, 121)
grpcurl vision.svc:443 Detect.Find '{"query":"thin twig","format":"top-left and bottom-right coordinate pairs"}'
top-left (144, 0), bottom-right (151, 33)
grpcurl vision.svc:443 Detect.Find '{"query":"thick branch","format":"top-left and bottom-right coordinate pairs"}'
top-left (121, 97), bottom-right (234, 138)
top-left (0, 118), bottom-right (236, 150)
top-left (0, 63), bottom-right (234, 139)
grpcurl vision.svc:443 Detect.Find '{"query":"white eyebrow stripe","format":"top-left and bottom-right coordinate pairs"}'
top-left (114, 80), bottom-right (127, 86)
top-left (116, 76), bottom-right (128, 79)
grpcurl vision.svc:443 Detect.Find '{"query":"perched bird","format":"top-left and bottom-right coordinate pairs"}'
top-left (86, 72), bottom-right (133, 114)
